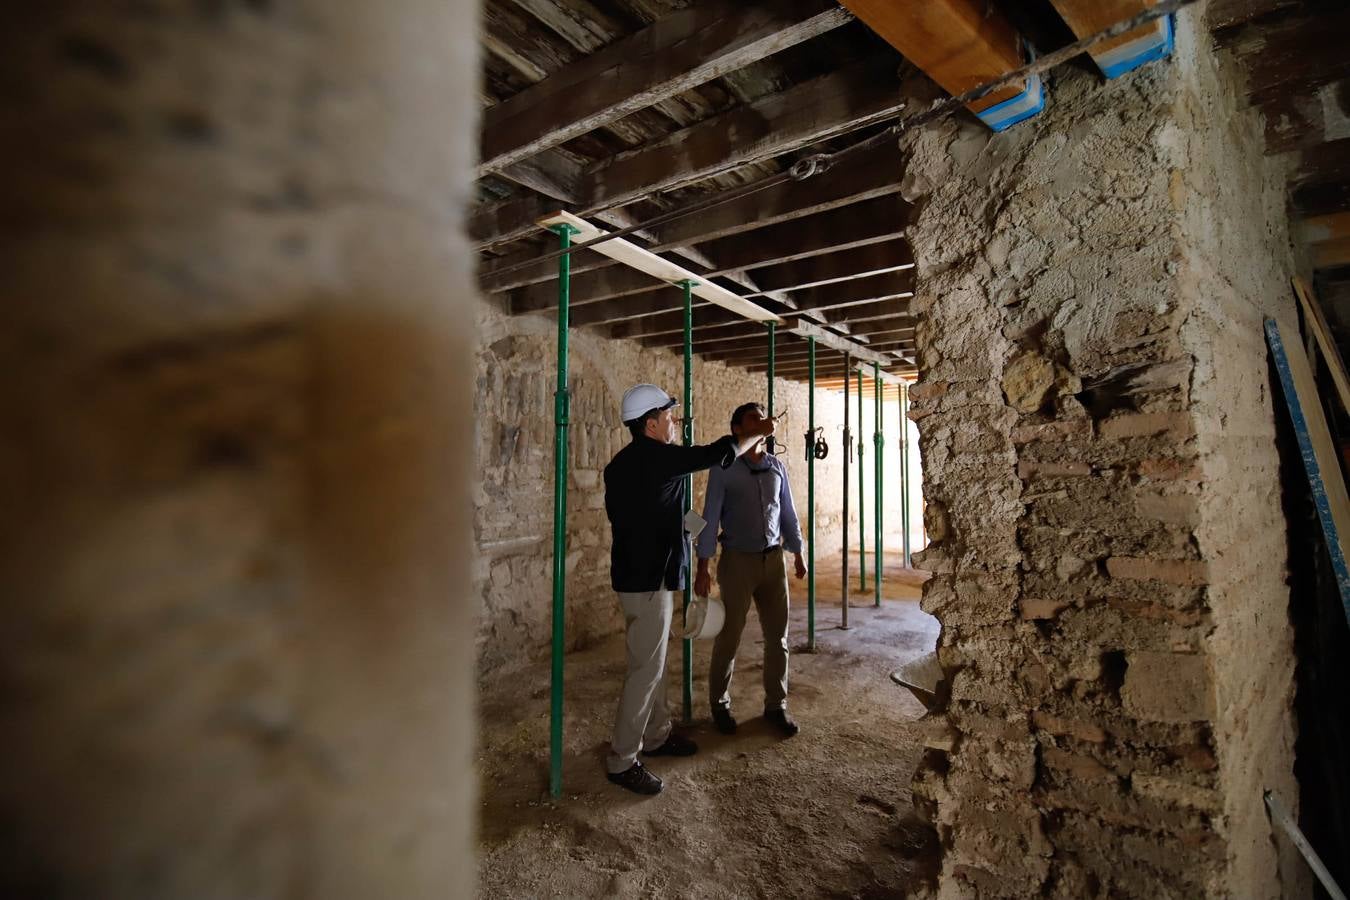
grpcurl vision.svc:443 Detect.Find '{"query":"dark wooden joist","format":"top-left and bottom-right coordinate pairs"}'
top-left (1234, 9), bottom-right (1350, 105)
top-left (743, 239), bottom-right (914, 295)
top-left (506, 214), bottom-right (912, 315)
top-left (1259, 78), bottom-right (1350, 155)
top-left (650, 146), bottom-right (908, 249)
top-left (691, 194), bottom-right (909, 272)
top-left (569, 289), bottom-right (715, 328)
top-left (1208, 0), bottom-right (1300, 34)
top-left (702, 338), bottom-right (914, 366)
top-left (478, 0), bottom-right (851, 174)
top-left (617, 294), bottom-right (907, 343)
top-left (582, 59), bottom-right (906, 210)
top-left (781, 270), bottom-right (915, 312)
top-left (1292, 137), bottom-right (1350, 220)
top-left (476, 87), bottom-right (910, 250)
top-left (509, 266), bottom-right (672, 315)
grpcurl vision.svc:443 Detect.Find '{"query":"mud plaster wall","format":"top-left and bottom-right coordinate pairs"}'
top-left (474, 292), bottom-right (868, 672)
top-left (903, 11), bottom-right (1304, 898)
top-left (0, 3), bottom-right (478, 897)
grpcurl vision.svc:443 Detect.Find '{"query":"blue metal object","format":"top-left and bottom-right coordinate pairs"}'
top-left (1265, 317), bottom-right (1350, 626)
top-left (1095, 14), bottom-right (1173, 79)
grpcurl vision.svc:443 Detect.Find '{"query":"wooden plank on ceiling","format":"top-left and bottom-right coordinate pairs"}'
top-left (1235, 9), bottom-right (1350, 103)
top-left (837, 0), bottom-right (1026, 114)
top-left (745, 239), bottom-right (914, 295)
top-left (478, 0), bottom-right (851, 174)
top-left (782, 270), bottom-right (915, 312)
top-left (1208, 0), bottom-right (1299, 33)
top-left (475, 74), bottom-right (910, 250)
top-left (581, 59), bottom-right (907, 210)
top-left (1260, 78), bottom-right (1350, 156)
top-left (693, 194), bottom-right (910, 272)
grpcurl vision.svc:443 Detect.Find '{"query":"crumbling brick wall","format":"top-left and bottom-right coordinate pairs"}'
top-left (903, 12), bottom-right (1305, 897)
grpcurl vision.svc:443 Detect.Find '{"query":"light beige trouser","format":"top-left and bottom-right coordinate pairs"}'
top-left (710, 548), bottom-right (789, 713)
top-left (607, 589), bottom-right (675, 774)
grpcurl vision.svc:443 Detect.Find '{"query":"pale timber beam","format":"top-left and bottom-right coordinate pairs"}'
top-left (838, 0), bottom-right (1035, 129)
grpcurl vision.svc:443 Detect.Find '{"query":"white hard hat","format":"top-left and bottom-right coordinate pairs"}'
top-left (671, 595), bottom-right (725, 641)
top-left (621, 383), bottom-right (678, 424)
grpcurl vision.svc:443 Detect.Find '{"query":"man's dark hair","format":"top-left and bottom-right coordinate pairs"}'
top-left (730, 402), bottom-right (766, 431)
top-left (626, 407), bottom-right (661, 440)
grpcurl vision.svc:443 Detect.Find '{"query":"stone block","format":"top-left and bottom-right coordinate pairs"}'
top-left (1019, 597), bottom-right (1069, 620)
top-left (1002, 351), bottom-right (1057, 413)
top-left (1121, 651), bottom-right (1213, 724)
top-left (1105, 556), bottom-right (1208, 586)
top-left (1041, 746), bottom-right (1114, 781)
top-left (1137, 458), bottom-right (1203, 481)
top-left (1032, 711), bottom-right (1108, 744)
top-left (1134, 491), bottom-right (1198, 526)
top-left (1017, 460), bottom-right (1092, 479)
top-left (1099, 411), bottom-right (1194, 441)
top-left (1010, 417), bottom-right (1092, 444)
top-left (1131, 774), bottom-right (1222, 812)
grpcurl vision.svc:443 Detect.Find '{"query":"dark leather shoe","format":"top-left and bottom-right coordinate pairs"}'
top-left (765, 708), bottom-right (799, 737)
top-left (712, 706), bottom-right (737, 735)
top-left (642, 731), bottom-right (698, 758)
top-left (607, 761), bottom-right (663, 795)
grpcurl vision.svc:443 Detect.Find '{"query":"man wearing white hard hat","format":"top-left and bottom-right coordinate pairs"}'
top-left (602, 383), bottom-right (775, 795)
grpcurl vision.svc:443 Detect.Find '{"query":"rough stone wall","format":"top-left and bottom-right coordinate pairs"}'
top-left (904, 11), bottom-right (1303, 897)
top-left (0, 3), bottom-right (478, 897)
top-left (474, 293), bottom-right (856, 671)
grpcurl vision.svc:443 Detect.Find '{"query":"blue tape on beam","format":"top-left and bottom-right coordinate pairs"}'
top-left (1095, 14), bottom-right (1174, 79)
top-left (976, 71), bottom-right (1045, 132)
top-left (1265, 317), bottom-right (1350, 625)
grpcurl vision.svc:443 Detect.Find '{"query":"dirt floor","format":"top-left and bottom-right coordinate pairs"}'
top-left (477, 550), bottom-right (941, 898)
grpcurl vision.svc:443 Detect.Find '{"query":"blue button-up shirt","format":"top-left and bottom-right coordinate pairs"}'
top-left (696, 452), bottom-right (804, 559)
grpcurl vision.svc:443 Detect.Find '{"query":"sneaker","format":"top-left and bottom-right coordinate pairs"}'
top-left (607, 761), bottom-right (663, 795)
top-left (642, 731), bottom-right (698, 758)
top-left (765, 708), bottom-right (799, 737)
top-left (712, 707), bottom-right (738, 735)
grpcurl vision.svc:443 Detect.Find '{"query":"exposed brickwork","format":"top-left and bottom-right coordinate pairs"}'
top-left (903, 12), bottom-right (1303, 897)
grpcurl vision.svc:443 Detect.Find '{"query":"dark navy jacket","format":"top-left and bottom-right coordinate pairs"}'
top-left (604, 434), bottom-right (738, 592)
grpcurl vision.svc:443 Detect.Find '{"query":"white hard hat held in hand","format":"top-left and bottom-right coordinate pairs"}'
top-left (621, 383), bottom-right (678, 424)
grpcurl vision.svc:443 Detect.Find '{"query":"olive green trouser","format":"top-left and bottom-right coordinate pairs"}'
top-left (710, 547), bottom-right (789, 714)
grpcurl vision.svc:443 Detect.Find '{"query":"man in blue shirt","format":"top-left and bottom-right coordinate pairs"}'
top-left (604, 385), bottom-right (776, 795)
top-left (694, 402), bottom-right (806, 738)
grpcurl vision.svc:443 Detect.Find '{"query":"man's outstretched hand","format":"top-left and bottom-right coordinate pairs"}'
top-left (793, 553), bottom-right (807, 580)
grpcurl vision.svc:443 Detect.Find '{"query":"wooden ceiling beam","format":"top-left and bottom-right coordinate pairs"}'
top-left (1259, 78), bottom-right (1350, 155)
top-left (583, 59), bottom-right (906, 211)
top-left (1208, 0), bottom-right (1300, 34)
top-left (476, 76), bottom-right (909, 251)
top-left (1234, 9), bottom-right (1350, 105)
top-left (743, 239), bottom-right (914, 295)
top-left (783, 270), bottom-right (915, 312)
top-left (651, 145), bottom-right (907, 249)
top-left (692, 194), bottom-right (909, 272)
top-left (838, 0), bottom-right (1029, 122)
top-left (478, 0), bottom-right (850, 174)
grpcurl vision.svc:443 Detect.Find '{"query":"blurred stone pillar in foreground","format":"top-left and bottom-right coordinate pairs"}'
top-left (0, 3), bottom-right (479, 897)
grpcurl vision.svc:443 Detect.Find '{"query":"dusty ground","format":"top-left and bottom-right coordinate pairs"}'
top-left (477, 550), bottom-right (940, 898)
